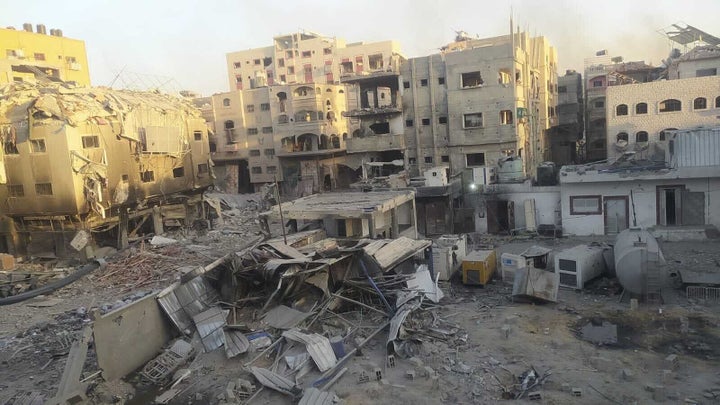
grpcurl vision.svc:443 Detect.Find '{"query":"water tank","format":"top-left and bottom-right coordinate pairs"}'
top-left (23, 23), bottom-right (33, 32)
top-left (36, 24), bottom-right (47, 35)
top-left (613, 228), bottom-right (666, 294)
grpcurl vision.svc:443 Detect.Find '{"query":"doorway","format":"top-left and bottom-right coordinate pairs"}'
top-left (657, 186), bottom-right (705, 226)
top-left (604, 196), bottom-right (629, 234)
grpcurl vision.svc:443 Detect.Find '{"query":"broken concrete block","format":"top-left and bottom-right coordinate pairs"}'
top-left (225, 381), bottom-right (236, 400)
top-left (501, 325), bottom-right (511, 338)
top-left (571, 388), bottom-right (582, 397)
top-left (374, 368), bottom-right (382, 381)
top-left (358, 371), bottom-right (370, 384)
top-left (528, 391), bottom-right (542, 400)
top-left (405, 370), bottom-right (416, 380)
top-left (665, 354), bottom-right (679, 369)
top-left (387, 355), bottom-right (396, 368)
top-left (423, 366), bottom-right (436, 379)
top-left (621, 368), bottom-right (634, 381)
top-left (408, 357), bottom-right (424, 368)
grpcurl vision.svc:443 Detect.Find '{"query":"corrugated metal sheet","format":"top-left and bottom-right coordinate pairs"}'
top-left (299, 388), bottom-right (339, 405)
top-left (672, 127), bottom-right (720, 168)
top-left (224, 330), bottom-right (250, 359)
top-left (157, 277), bottom-right (219, 333)
top-left (282, 329), bottom-right (337, 372)
top-left (370, 237), bottom-right (432, 271)
top-left (262, 305), bottom-right (312, 330)
top-left (192, 307), bottom-right (228, 352)
top-left (250, 367), bottom-right (298, 396)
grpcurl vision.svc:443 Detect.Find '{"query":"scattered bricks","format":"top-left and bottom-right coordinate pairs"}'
top-left (571, 388), bottom-right (582, 397)
top-left (405, 370), bottom-right (416, 380)
top-left (528, 392), bottom-right (542, 401)
top-left (408, 357), bottom-right (424, 368)
top-left (501, 325), bottom-right (511, 339)
top-left (387, 355), bottom-right (396, 368)
top-left (358, 371), bottom-right (370, 384)
top-left (423, 366), bottom-right (437, 379)
top-left (374, 367), bottom-right (382, 381)
top-left (665, 354), bottom-right (679, 370)
top-left (621, 368), bottom-right (635, 381)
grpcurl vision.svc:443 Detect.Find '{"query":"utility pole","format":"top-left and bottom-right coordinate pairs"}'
top-left (273, 175), bottom-right (287, 244)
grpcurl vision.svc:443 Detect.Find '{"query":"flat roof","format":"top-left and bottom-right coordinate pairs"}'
top-left (268, 190), bottom-right (414, 220)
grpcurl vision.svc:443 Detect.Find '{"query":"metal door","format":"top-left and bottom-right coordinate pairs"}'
top-left (604, 196), bottom-right (628, 234)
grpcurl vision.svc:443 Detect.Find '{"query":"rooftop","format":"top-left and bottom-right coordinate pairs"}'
top-left (268, 190), bottom-right (415, 220)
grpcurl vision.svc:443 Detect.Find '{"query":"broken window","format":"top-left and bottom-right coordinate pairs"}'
top-left (659, 99), bottom-right (681, 112)
top-left (279, 74), bottom-right (286, 83)
top-left (466, 152), bottom-right (485, 167)
top-left (278, 58), bottom-right (285, 68)
top-left (420, 79), bottom-right (428, 87)
top-left (197, 163), bottom-right (209, 174)
top-left (341, 61), bottom-right (353, 74)
top-left (287, 66), bottom-right (295, 74)
top-left (260, 103), bottom-right (270, 111)
top-left (264, 148), bottom-right (275, 156)
top-left (253, 59), bottom-right (261, 65)
top-left (294, 86), bottom-right (313, 97)
top-left (263, 57), bottom-right (272, 67)
top-left (592, 80), bottom-right (603, 87)
top-left (173, 167), bottom-right (185, 178)
top-left (355, 56), bottom-right (363, 73)
top-left (233, 62), bottom-right (241, 68)
top-left (693, 97), bottom-right (707, 110)
top-left (438, 116), bottom-right (447, 124)
top-left (463, 113), bottom-right (483, 128)
top-left (140, 171), bottom-right (155, 183)
top-left (246, 104), bottom-right (255, 112)
top-left (424, 156), bottom-right (433, 164)
top-left (35, 183), bottom-right (52, 196)
top-left (421, 118), bottom-right (430, 125)
top-left (247, 128), bottom-right (258, 135)
top-left (635, 103), bottom-right (648, 114)
top-left (569, 196), bottom-right (601, 215)
top-left (409, 157), bottom-right (416, 165)
top-left (8, 185), bottom-right (24, 197)
top-left (34, 52), bottom-right (45, 61)
top-left (323, 48), bottom-right (332, 55)
top-left (266, 166), bottom-right (277, 174)
top-left (616, 104), bottom-right (628, 116)
top-left (438, 77), bottom-right (445, 85)
top-left (30, 139), bottom-right (46, 153)
top-left (696, 68), bottom-right (717, 77)
top-left (369, 122), bottom-right (390, 134)
top-left (278, 114), bottom-right (289, 124)
top-left (636, 131), bottom-right (649, 143)
top-left (277, 92), bottom-right (287, 112)
top-left (286, 50), bottom-right (293, 59)
top-left (403, 81), bottom-right (410, 89)
top-left (249, 149), bottom-right (260, 156)
top-left (82, 135), bottom-right (100, 148)
top-left (461, 71), bottom-right (484, 88)
top-left (251, 166), bottom-right (262, 174)
top-left (368, 54), bottom-right (383, 70)
top-left (301, 51), bottom-right (311, 58)
top-left (441, 155), bottom-right (449, 163)
top-left (405, 119), bottom-right (414, 127)
top-left (498, 69), bottom-right (511, 84)
top-left (194, 131), bottom-right (203, 141)
top-left (616, 132), bottom-right (629, 142)
top-left (262, 126), bottom-right (273, 134)
top-left (223, 98), bottom-right (230, 107)
top-left (500, 110), bottom-right (513, 125)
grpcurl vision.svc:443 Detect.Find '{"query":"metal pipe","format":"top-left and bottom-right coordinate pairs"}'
top-left (358, 258), bottom-right (394, 315)
top-left (331, 293), bottom-right (387, 316)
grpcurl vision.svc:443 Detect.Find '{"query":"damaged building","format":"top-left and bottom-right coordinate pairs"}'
top-left (548, 70), bottom-right (583, 165)
top-left (0, 81), bottom-right (213, 256)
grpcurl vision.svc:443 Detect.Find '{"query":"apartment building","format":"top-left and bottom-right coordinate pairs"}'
top-left (548, 70), bottom-right (583, 165)
top-left (0, 23), bottom-right (90, 86)
top-left (400, 32), bottom-right (558, 180)
top-left (668, 45), bottom-right (720, 80)
top-left (226, 30), bottom-right (404, 90)
top-left (605, 75), bottom-right (720, 160)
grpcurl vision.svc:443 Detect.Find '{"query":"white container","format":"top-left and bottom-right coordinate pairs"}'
top-left (500, 253), bottom-right (532, 284)
top-left (555, 244), bottom-right (607, 289)
top-left (432, 234), bottom-right (467, 281)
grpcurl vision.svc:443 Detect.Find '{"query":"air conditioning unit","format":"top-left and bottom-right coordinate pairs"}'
top-left (554, 245), bottom-right (607, 289)
top-left (500, 253), bottom-right (533, 284)
top-left (69, 62), bottom-right (82, 71)
top-left (472, 166), bottom-right (497, 186)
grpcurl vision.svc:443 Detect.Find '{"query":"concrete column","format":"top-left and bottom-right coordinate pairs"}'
top-left (367, 214), bottom-right (375, 238)
top-left (118, 208), bottom-right (129, 249)
top-left (411, 199), bottom-right (418, 239)
top-left (391, 207), bottom-right (399, 239)
top-left (151, 206), bottom-right (164, 235)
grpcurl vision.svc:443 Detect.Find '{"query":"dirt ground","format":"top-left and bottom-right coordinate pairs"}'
top-left (1, 223), bottom-right (719, 404)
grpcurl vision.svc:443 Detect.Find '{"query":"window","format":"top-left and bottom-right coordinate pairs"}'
top-left (616, 132), bottom-right (629, 142)
top-left (405, 119), bottom-right (414, 127)
top-left (635, 102), bottom-right (648, 114)
top-left (323, 48), bottom-right (332, 55)
top-left (8, 185), bottom-right (24, 197)
top-left (461, 71), bottom-right (484, 88)
top-left (30, 139), bottom-right (46, 153)
top-left (696, 68), bottom-right (717, 77)
top-left (636, 131), bottom-right (649, 143)
top-left (408, 157), bottom-right (416, 165)
top-left (594, 100), bottom-right (604, 108)
top-left (262, 126), bottom-right (273, 134)
top-left (616, 104), bottom-right (628, 116)
top-left (278, 58), bottom-right (285, 68)
top-left (438, 77), bottom-right (445, 85)
top-left (173, 167), bottom-right (185, 178)
top-left (193, 131), bottom-right (203, 141)
top-left (424, 156), bottom-right (433, 164)
top-left (222, 98), bottom-right (230, 107)
top-left (82, 135), bottom-right (100, 148)
top-left (286, 50), bottom-right (293, 59)
top-left (592, 80), bottom-right (603, 87)
top-left (35, 183), bottom-right (53, 196)
top-left (280, 74), bottom-right (286, 83)
top-left (140, 171), bottom-right (155, 182)
top-left (264, 148), bottom-right (275, 156)
top-left (403, 81), bottom-right (410, 89)
top-left (420, 79), bottom-right (428, 87)
top-left (301, 51), bottom-right (311, 58)
top-left (247, 128), bottom-right (258, 135)
top-left (246, 104), bottom-right (255, 112)
top-left (260, 103), bottom-right (270, 111)
top-left (659, 99), bottom-right (681, 112)
top-left (253, 59), bottom-right (261, 65)
top-left (368, 54), bottom-right (383, 70)
top-left (438, 116), bottom-right (447, 124)
top-left (558, 85), bottom-right (567, 93)
top-left (463, 113), bottom-right (483, 128)
top-left (266, 166), bottom-right (277, 174)
top-left (716, 96), bottom-right (720, 108)
top-left (197, 163), bottom-right (209, 174)
top-left (693, 97), bottom-right (707, 110)
top-left (421, 118), bottom-right (430, 126)
top-left (500, 110), bottom-right (513, 125)
top-left (659, 128), bottom-right (677, 141)
top-left (34, 53), bottom-right (45, 61)
top-left (466, 153), bottom-right (486, 167)
top-left (251, 166), bottom-right (262, 174)
top-left (288, 66), bottom-right (295, 74)
top-left (498, 70), bottom-right (511, 85)
top-left (233, 62), bottom-right (241, 68)
top-left (570, 196), bottom-right (601, 215)
top-left (441, 155), bottom-right (449, 163)
top-left (250, 149), bottom-right (261, 156)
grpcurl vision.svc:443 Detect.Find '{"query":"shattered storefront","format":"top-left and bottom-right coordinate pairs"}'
top-left (0, 82), bottom-right (213, 256)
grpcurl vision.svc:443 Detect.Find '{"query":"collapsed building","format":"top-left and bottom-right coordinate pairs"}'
top-left (0, 81), bottom-right (213, 256)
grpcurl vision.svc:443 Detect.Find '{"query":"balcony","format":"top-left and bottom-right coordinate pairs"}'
top-left (278, 133), bottom-right (345, 157)
top-left (346, 133), bottom-right (405, 153)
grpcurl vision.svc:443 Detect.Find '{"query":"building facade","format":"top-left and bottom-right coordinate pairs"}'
top-left (0, 23), bottom-right (90, 86)
top-left (548, 70), bottom-right (583, 165)
top-left (605, 75), bottom-right (720, 160)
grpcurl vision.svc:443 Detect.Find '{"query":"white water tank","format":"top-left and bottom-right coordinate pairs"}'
top-left (613, 228), bottom-right (667, 294)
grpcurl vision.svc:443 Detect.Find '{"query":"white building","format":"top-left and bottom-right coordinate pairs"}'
top-left (560, 127), bottom-right (720, 238)
top-left (605, 75), bottom-right (720, 160)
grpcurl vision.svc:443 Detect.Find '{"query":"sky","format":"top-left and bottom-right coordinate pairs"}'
top-left (2, 0), bottom-right (718, 95)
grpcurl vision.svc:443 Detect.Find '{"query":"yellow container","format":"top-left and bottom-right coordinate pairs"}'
top-left (462, 249), bottom-right (496, 285)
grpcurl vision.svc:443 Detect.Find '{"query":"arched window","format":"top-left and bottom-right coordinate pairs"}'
top-left (338, 89), bottom-right (344, 94)
top-left (635, 131), bottom-right (648, 143)
top-left (616, 132), bottom-right (629, 142)
top-left (635, 102), bottom-right (648, 114)
top-left (716, 96), bottom-right (720, 108)
top-left (659, 99), bottom-right (681, 112)
top-left (222, 98), bottom-right (230, 107)
top-left (616, 104), bottom-right (628, 116)
top-left (694, 97), bottom-right (707, 110)
top-left (294, 86), bottom-right (313, 97)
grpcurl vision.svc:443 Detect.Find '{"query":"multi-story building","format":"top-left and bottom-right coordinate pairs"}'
top-left (668, 45), bottom-right (720, 80)
top-left (0, 23), bottom-right (90, 86)
top-left (400, 32), bottom-right (558, 180)
top-left (548, 70), bottom-right (583, 165)
top-left (605, 75), bottom-right (720, 160)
